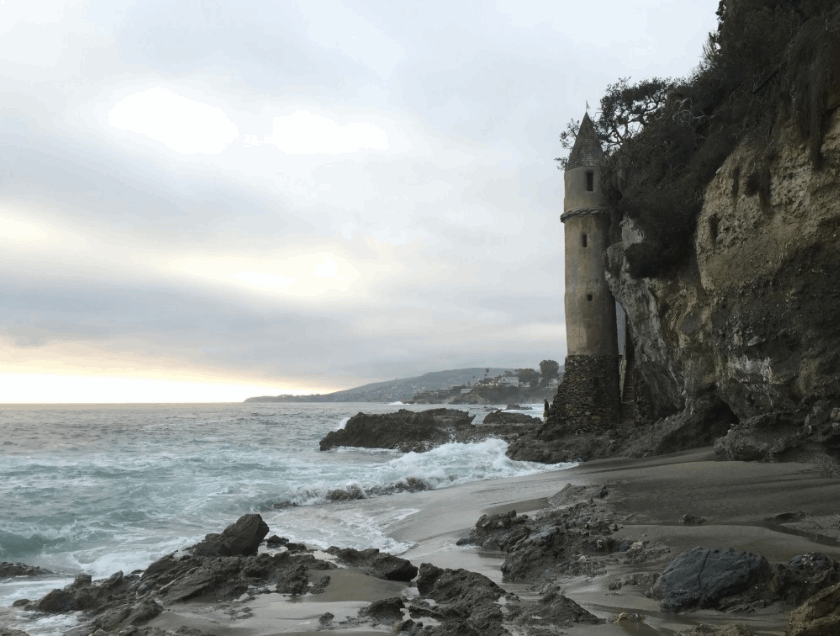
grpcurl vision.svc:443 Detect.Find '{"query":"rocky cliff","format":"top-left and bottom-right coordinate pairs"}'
top-left (607, 102), bottom-right (840, 466)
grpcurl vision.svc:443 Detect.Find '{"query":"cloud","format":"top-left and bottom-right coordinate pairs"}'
top-left (264, 110), bottom-right (389, 155)
top-left (0, 215), bottom-right (43, 241)
top-left (108, 87), bottom-right (239, 154)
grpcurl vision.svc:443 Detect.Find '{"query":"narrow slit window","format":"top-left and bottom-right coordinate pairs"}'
top-left (586, 293), bottom-right (593, 301)
top-left (581, 233), bottom-right (588, 248)
top-left (593, 377), bottom-right (600, 388)
top-left (586, 171), bottom-right (594, 192)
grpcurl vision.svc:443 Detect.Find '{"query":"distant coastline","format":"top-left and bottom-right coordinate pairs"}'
top-left (245, 365), bottom-right (562, 404)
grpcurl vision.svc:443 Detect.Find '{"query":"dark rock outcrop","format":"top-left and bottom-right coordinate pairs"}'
top-left (395, 564), bottom-right (599, 636)
top-left (326, 547), bottom-right (417, 582)
top-left (319, 408), bottom-right (531, 454)
top-left (458, 484), bottom-right (658, 584)
top-left (414, 563), bottom-right (511, 636)
top-left (0, 562), bottom-right (53, 579)
top-left (27, 514), bottom-right (337, 634)
top-left (482, 410), bottom-right (541, 425)
top-left (361, 597), bottom-right (406, 624)
top-left (319, 409), bottom-right (475, 452)
top-left (515, 584), bottom-right (602, 628)
top-left (191, 513), bottom-right (269, 557)
top-left (787, 580), bottom-right (840, 636)
top-left (651, 547), bottom-right (772, 611)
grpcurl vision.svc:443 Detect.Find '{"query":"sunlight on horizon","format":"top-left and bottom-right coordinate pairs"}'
top-left (0, 374), bottom-right (321, 404)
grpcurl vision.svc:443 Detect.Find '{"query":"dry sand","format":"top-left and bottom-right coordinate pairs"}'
top-left (149, 448), bottom-right (840, 635)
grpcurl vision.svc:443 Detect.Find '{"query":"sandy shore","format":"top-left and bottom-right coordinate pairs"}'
top-left (146, 448), bottom-right (840, 635)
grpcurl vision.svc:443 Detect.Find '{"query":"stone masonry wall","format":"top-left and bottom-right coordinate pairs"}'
top-left (548, 355), bottom-right (620, 430)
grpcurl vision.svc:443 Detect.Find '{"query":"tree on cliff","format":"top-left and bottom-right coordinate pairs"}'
top-left (516, 368), bottom-right (540, 386)
top-left (556, 78), bottom-right (674, 168)
top-left (571, 0), bottom-right (840, 278)
top-left (539, 360), bottom-right (560, 379)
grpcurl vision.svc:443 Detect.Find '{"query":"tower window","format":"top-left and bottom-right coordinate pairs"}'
top-left (587, 294), bottom-right (593, 301)
top-left (581, 233), bottom-right (588, 248)
top-left (585, 171), bottom-right (594, 192)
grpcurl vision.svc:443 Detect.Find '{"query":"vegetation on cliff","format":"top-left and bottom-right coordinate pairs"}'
top-left (563, 0), bottom-right (840, 278)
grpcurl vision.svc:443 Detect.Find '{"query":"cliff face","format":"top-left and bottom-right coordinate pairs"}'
top-left (606, 104), bottom-right (840, 457)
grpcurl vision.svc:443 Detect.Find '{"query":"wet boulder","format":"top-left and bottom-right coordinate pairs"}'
top-left (191, 513), bottom-right (269, 557)
top-left (651, 547), bottom-right (772, 611)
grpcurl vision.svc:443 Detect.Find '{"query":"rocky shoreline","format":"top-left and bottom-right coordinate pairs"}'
top-left (5, 442), bottom-right (840, 636)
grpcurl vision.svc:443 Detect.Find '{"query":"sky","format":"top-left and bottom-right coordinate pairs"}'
top-left (0, 0), bottom-right (720, 403)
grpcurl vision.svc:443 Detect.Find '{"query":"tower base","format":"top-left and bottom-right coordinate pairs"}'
top-left (547, 354), bottom-right (620, 430)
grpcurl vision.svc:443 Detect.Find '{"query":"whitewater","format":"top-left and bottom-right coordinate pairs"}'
top-left (0, 402), bottom-right (571, 633)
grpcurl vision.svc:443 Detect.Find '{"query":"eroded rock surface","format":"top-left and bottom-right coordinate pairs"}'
top-left (602, 111), bottom-right (840, 469)
top-left (788, 580), bottom-right (840, 636)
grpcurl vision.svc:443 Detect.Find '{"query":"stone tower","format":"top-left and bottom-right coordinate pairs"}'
top-left (551, 113), bottom-right (620, 427)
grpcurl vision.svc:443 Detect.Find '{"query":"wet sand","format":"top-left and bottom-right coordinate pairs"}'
top-left (150, 448), bottom-right (840, 635)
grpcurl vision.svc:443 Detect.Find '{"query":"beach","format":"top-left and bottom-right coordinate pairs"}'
top-left (4, 404), bottom-right (840, 635)
top-left (123, 448), bottom-right (840, 636)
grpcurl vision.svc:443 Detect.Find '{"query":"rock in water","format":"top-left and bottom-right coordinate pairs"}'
top-left (0, 562), bottom-right (54, 578)
top-left (651, 547), bottom-right (771, 611)
top-left (319, 409), bottom-right (474, 452)
top-left (482, 410), bottom-right (541, 425)
top-left (191, 513), bottom-right (269, 557)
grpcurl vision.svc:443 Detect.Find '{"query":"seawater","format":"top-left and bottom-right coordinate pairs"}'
top-left (0, 402), bottom-right (569, 634)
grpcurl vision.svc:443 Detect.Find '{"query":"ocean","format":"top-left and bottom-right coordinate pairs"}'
top-left (0, 402), bottom-right (570, 634)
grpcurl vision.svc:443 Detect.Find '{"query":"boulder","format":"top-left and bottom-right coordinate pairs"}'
top-left (360, 597), bottom-right (405, 623)
top-left (191, 513), bottom-right (269, 557)
top-left (787, 580), bottom-right (840, 636)
top-left (651, 547), bottom-right (772, 611)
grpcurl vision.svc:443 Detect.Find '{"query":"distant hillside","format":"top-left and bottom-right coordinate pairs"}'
top-left (245, 368), bottom-right (514, 403)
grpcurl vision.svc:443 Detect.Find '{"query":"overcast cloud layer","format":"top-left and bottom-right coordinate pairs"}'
top-left (0, 0), bottom-right (719, 401)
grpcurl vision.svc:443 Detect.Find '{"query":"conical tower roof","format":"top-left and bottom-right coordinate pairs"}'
top-left (566, 112), bottom-right (603, 170)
